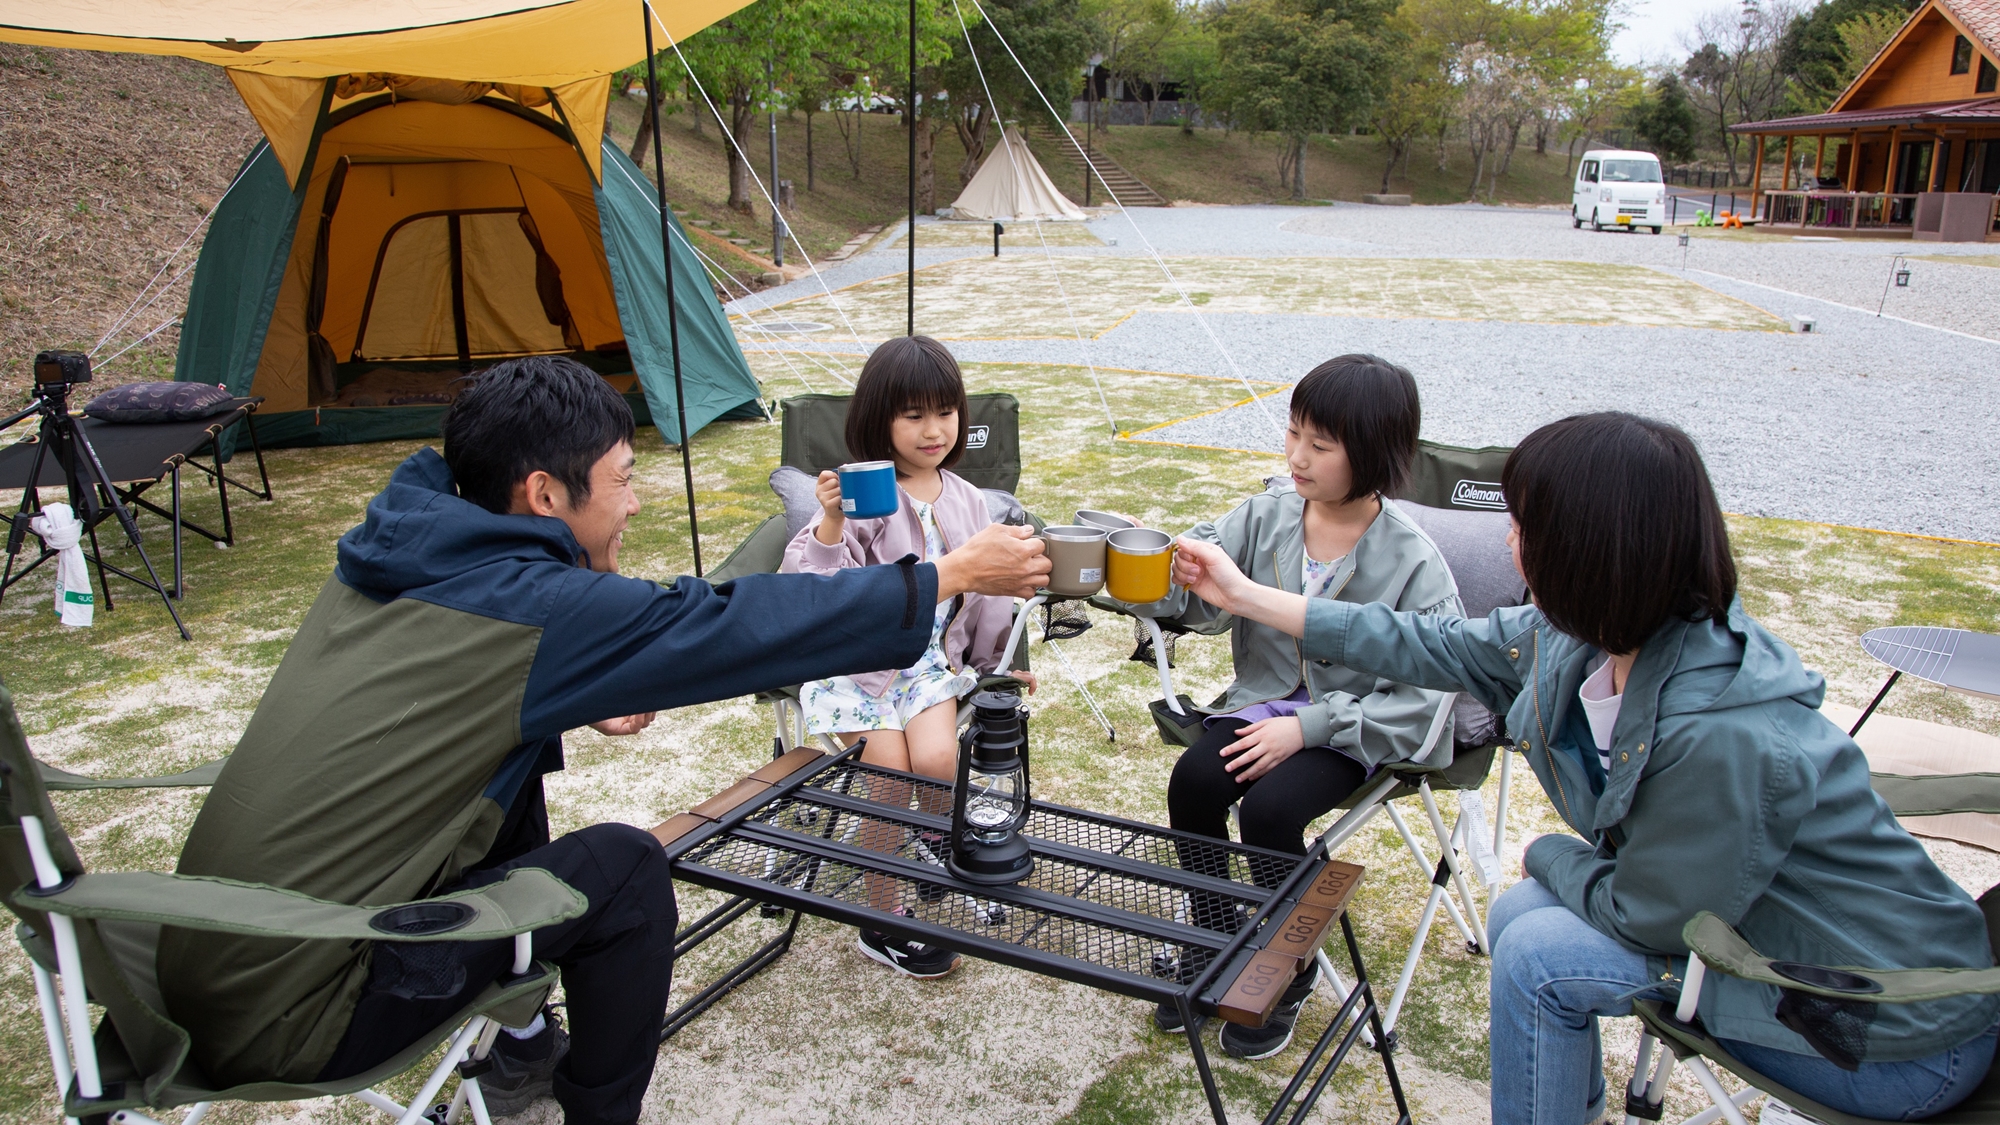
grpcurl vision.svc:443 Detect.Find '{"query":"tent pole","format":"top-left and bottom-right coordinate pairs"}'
top-left (644, 2), bottom-right (703, 575)
top-left (907, 0), bottom-right (916, 336)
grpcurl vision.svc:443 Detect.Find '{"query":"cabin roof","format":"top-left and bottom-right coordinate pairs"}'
top-left (1730, 95), bottom-right (2000, 134)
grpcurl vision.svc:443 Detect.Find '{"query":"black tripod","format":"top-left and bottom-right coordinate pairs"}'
top-left (1, 366), bottom-right (189, 641)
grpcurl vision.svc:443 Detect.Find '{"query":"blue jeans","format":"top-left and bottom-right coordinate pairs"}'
top-left (1488, 879), bottom-right (1999, 1125)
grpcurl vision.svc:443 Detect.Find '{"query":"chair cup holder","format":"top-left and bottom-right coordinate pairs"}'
top-left (370, 901), bottom-right (476, 936)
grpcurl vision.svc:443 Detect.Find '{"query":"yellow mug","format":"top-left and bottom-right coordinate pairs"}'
top-left (1105, 528), bottom-right (1176, 604)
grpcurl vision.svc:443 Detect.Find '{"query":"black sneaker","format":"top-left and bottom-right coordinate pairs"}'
top-left (477, 1009), bottom-right (568, 1117)
top-left (1219, 964), bottom-right (1317, 1061)
top-left (857, 923), bottom-right (960, 978)
top-left (1154, 999), bottom-right (1187, 1033)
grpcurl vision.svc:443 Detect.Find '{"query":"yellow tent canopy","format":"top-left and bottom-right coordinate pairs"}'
top-left (0, 0), bottom-right (754, 180)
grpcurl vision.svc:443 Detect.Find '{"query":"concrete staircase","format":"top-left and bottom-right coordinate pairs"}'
top-left (1025, 122), bottom-right (1170, 208)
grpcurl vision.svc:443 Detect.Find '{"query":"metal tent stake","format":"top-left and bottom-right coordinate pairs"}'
top-left (644, 1), bottom-right (703, 574)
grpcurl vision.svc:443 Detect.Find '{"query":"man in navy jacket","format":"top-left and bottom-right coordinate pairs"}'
top-left (158, 356), bottom-right (1048, 1122)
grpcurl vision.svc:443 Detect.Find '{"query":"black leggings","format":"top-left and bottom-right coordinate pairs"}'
top-left (1166, 719), bottom-right (1368, 940)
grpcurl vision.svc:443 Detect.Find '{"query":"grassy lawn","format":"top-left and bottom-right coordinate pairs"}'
top-left (0, 353), bottom-right (1994, 1122)
top-left (746, 256), bottom-right (1785, 345)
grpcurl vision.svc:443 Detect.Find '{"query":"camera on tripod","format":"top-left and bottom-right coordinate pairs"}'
top-left (34, 350), bottom-right (92, 389)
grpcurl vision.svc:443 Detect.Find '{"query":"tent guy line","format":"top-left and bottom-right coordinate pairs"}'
top-left (644, 0), bottom-right (877, 359)
top-left (947, 0), bottom-right (1117, 436)
top-left (90, 146), bottom-right (268, 359)
top-left (960, 0), bottom-right (1274, 428)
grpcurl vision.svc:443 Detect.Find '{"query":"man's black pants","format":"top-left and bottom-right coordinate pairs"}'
top-left (319, 823), bottom-right (677, 1125)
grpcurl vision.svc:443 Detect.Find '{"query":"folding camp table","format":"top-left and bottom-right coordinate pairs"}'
top-left (0, 397), bottom-right (270, 607)
top-left (654, 744), bottom-right (1412, 1125)
top-left (1848, 625), bottom-right (2000, 735)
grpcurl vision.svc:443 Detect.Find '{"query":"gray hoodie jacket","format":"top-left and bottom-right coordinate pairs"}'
top-left (1303, 595), bottom-right (2000, 1061)
top-left (1128, 483), bottom-right (1462, 769)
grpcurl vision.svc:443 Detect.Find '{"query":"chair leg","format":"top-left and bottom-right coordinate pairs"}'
top-left (1493, 750), bottom-right (1513, 874)
top-left (1384, 802), bottom-right (1478, 948)
top-left (1685, 1058), bottom-right (1753, 1125)
top-left (1383, 880), bottom-right (1449, 1035)
top-left (1420, 783), bottom-right (1489, 953)
top-left (1626, 1032), bottom-right (1670, 1125)
top-left (353, 1088), bottom-right (409, 1116)
top-left (394, 1017), bottom-right (490, 1125)
top-left (31, 962), bottom-right (78, 1125)
top-left (180, 1104), bottom-right (213, 1125)
top-left (1313, 948), bottom-right (1376, 1048)
top-left (1680, 1087), bottom-right (1761, 1125)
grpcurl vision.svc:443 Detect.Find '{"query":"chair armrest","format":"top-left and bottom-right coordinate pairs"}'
top-left (38, 759), bottom-right (226, 790)
top-left (12, 867), bottom-right (587, 942)
top-left (1683, 911), bottom-right (2000, 1004)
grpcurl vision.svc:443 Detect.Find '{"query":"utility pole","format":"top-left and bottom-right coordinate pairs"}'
top-left (768, 51), bottom-right (784, 266)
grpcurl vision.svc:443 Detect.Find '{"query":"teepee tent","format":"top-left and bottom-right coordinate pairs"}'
top-left (0, 0), bottom-right (765, 447)
top-left (948, 126), bottom-right (1088, 222)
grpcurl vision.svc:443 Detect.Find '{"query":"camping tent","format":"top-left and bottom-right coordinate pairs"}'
top-left (176, 87), bottom-right (762, 446)
top-left (947, 126), bottom-right (1087, 223)
top-left (0, 0), bottom-right (766, 447)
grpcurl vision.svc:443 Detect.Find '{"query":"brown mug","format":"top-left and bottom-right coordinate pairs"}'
top-left (1036, 525), bottom-right (1108, 598)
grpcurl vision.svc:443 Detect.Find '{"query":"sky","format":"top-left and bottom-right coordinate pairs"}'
top-left (1610, 0), bottom-right (1714, 67)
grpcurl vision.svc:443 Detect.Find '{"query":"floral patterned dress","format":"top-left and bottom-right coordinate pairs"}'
top-left (801, 498), bottom-right (978, 734)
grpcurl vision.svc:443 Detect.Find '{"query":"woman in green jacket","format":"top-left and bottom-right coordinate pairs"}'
top-left (1170, 412), bottom-right (1999, 1125)
top-left (1124, 355), bottom-right (1461, 1061)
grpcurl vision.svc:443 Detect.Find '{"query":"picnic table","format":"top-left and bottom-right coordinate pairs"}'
top-left (654, 743), bottom-right (1412, 1125)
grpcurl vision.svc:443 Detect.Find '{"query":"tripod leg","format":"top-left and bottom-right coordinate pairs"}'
top-left (85, 521), bottom-right (115, 614)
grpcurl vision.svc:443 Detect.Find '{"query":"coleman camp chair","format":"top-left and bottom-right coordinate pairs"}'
top-left (1103, 439), bottom-right (1526, 1041)
top-left (1623, 770), bottom-right (2000, 1125)
top-left (709, 391), bottom-right (1043, 758)
top-left (0, 680), bottom-right (586, 1125)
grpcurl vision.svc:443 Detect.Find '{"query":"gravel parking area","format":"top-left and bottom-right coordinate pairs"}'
top-left (739, 204), bottom-right (2000, 541)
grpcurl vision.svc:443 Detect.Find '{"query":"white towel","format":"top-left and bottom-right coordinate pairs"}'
top-left (27, 504), bottom-right (92, 627)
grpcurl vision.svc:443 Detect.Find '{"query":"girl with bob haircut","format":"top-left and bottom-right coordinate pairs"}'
top-left (1170, 412), bottom-right (2000, 1124)
top-left (1117, 354), bottom-right (1462, 1061)
top-left (782, 334), bottom-right (1031, 980)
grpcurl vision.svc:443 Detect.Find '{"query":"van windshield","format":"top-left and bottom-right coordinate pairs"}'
top-left (1600, 159), bottom-right (1661, 183)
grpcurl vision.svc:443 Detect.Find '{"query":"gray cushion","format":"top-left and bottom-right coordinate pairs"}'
top-left (82, 381), bottom-right (234, 424)
top-left (1397, 501), bottom-right (1530, 750)
top-left (769, 465), bottom-right (1032, 538)
top-left (770, 466), bottom-right (821, 539)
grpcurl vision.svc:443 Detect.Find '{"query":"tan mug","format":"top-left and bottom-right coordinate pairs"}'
top-left (1075, 509), bottom-right (1136, 533)
top-left (1105, 527), bottom-right (1176, 604)
top-left (1036, 525), bottom-right (1108, 598)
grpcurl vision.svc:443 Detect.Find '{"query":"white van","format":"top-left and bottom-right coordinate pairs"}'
top-left (1573, 149), bottom-right (1666, 233)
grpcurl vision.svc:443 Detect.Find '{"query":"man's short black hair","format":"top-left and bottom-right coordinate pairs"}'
top-left (1289, 354), bottom-right (1421, 503)
top-left (846, 335), bottom-right (969, 472)
top-left (443, 355), bottom-right (636, 514)
top-left (1502, 412), bottom-right (1737, 655)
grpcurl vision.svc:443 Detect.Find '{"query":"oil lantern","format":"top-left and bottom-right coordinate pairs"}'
top-left (948, 690), bottom-right (1034, 885)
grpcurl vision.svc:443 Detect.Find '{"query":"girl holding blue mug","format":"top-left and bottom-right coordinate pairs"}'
top-left (782, 335), bottom-right (1035, 980)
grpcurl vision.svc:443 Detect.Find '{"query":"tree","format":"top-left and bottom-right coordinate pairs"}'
top-left (1207, 0), bottom-right (1398, 200)
top-left (1622, 72), bottom-right (1699, 161)
top-left (935, 0), bottom-right (1087, 189)
top-left (1367, 14), bottom-right (1452, 192)
top-left (1680, 0), bottom-right (1800, 183)
top-left (1776, 0), bottom-right (1915, 113)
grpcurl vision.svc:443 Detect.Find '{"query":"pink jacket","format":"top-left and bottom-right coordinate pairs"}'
top-left (780, 469), bottom-right (1011, 697)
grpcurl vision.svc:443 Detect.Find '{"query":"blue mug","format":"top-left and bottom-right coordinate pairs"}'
top-left (837, 460), bottom-right (899, 519)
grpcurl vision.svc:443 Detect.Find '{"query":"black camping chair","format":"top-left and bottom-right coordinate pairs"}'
top-left (0, 680), bottom-right (584, 1125)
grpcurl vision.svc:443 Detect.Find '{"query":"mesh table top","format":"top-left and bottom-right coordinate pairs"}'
top-left (665, 752), bottom-right (1320, 1006)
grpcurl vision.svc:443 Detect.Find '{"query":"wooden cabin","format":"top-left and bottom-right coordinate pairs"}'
top-left (1735, 0), bottom-right (2000, 239)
